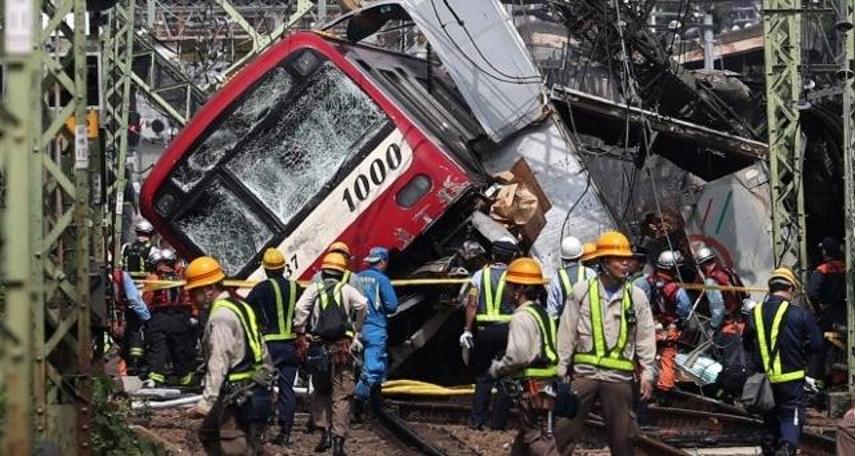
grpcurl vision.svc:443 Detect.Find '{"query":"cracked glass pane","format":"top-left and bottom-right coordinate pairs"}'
top-left (226, 61), bottom-right (389, 226)
top-left (174, 180), bottom-right (273, 275)
top-left (171, 66), bottom-right (294, 191)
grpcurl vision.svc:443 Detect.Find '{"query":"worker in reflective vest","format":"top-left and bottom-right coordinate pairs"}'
top-left (294, 253), bottom-right (367, 456)
top-left (311, 240), bottom-right (361, 288)
top-left (555, 231), bottom-right (657, 456)
top-left (186, 256), bottom-right (273, 456)
top-left (488, 257), bottom-right (559, 455)
top-left (143, 248), bottom-right (196, 387)
top-left (807, 236), bottom-right (846, 389)
top-left (744, 267), bottom-right (823, 456)
top-left (460, 238), bottom-right (519, 430)
top-left (546, 236), bottom-right (596, 321)
top-left (246, 248), bottom-right (304, 447)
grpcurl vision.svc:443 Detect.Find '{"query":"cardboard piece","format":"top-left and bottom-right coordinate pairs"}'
top-left (489, 158), bottom-right (551, 244)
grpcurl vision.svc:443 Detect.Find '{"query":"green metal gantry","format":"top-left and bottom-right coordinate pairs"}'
top-left (764, 0), bottom-right (808, 274)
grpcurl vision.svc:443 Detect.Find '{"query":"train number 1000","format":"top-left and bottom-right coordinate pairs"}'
top-left (341, 144), bottom-right (403, 212)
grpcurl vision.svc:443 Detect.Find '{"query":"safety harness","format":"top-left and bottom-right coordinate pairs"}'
top-left (315, 281), bottom-right (354, 339)
top-left (476, 266), bottom-right (511, 324)
top-left (519, 304), bottom-right (558, 378)
top-left (263, 278), bottom-right (298, 342)
top-left (211, 298), bottom-right (264, 382)
top-left (573, 278), bottom-right (635, 372)
top-left (754, 300), bottom-right (804, 383)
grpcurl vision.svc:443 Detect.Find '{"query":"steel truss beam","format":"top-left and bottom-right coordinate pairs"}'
top-left (763, 0), bottom-right (807, 274)
top-left (842, 0), bottom-right (855, 396)
top-left (35, 0), bottom-right (93, 453)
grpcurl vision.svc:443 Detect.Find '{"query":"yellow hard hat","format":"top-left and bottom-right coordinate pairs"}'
top-left (590, 231), bottom-right (633, 259)
top-left (321, 252), bottom-right (348, 272)
top-left (580, 242), bottom-right (597, 262)
top-left (185, 256), bottom-right (225, 290)
top-left (329, 241), bottom-right (351, 257)
top-left (769, 267), bottom-right (800, 289)
top-left (262, 248), bottom-right (286, 270)
top-left (505, 257), bottom-right (547, 285)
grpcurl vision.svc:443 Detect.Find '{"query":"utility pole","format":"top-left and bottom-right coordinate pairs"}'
top-left (763, 0), bottom-right (807, 274)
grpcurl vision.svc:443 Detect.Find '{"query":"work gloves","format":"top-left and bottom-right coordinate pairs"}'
top-left (488, 359), bottom-right (503, 379)
top-left (459, 330), bottom-right (474, 349)
top-left (350, 336), bottom-right (364, 355)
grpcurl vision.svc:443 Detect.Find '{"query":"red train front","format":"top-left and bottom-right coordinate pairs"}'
top-left (140, 31), bottom-right (487, 281)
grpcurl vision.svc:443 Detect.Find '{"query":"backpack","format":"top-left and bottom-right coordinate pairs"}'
top-left (123, 241), bottom-right (151, 275)
top-left (310, 282), bottom-right (351, 341)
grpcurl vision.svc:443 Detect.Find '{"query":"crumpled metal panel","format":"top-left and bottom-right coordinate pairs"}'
top-left (483, 116), bottom-right (615, 277)
top-left (346, 0), bottom-right (545, 142)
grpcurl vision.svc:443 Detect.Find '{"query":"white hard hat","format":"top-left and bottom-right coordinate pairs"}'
top-left (135, 219), bottom-right (154, 234)
top-left (657, 250), bottom-right (684, 270)
top-left (694, 245), bottom-right (716, 264)
top-left (160, 248), bottom-right (177, 263)
top-left (147, 248), bottom-right (163, 265)
top-left (561, 236), bottom-right (584, 260)
top-left (741, 298), bottom-right (758, 315)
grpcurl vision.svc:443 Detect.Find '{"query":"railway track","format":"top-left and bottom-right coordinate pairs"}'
top-left (385, 393), bottom-right (837, 456)
top-left (373, 400), bottom-right (483, 455)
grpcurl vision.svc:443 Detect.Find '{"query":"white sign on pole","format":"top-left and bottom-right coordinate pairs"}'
top-left (4, 0), bottom-right (34, 55)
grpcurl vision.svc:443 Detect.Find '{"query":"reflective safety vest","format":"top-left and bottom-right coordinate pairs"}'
top-left (573, 279), bottom-right (635, 372)
top-left (519, 304), bottom-right (558, 378)
top-left (263, 278), bottom-right (298, 342)
top-left (558, 264), bottom-right (589, 300)
top-left (476, 266), bottom-right (511, 324)
top-left (754, 300), bottom-right (805, 383)
top-left (343, 270), bottom-right (352, 285)
top-left (211, 298), bottom-right (264, 382)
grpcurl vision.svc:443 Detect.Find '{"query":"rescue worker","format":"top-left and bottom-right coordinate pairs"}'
top-left (695, 246), bottom-right (746, 332)
top-left (487, 257), bottom-right (559, 455)
top-left (355, 247), bottom-right (398, 407)
top-left (246, 248), bottom-right (304, 446)
top-left (122, 219), bottom-right (155, 278)
top-left (294, 252), bottom-right (368, 456)
top-left (143, 248), bottom-right (196, 386)
top-left (743, 267), bottom-right (823, 456)
top-left (647, 250), bottom-right (692, 393)
top-left (807, 237), bottom-right (846, 387)
top-left (546, 237), bottom-right (596, 321)
top-left (555, 231), bottom-right (657, 456)
top-left (187, 256), bottom-right (274, 456)
top-left (112, 268), bottom-right (151, 375)
top-left (459, 238), bottom-right (519, 430)
top-left (711, 298), bottom-right (756, 400)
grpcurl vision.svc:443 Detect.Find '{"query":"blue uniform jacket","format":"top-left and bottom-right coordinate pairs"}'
top-left (359, 267), bottom-right (398, 330)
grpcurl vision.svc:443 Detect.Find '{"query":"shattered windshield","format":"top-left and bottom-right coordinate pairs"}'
top-left (226, 61), bottom-right (388, 224)
top-left (174, 180), bottom-right (273, 275)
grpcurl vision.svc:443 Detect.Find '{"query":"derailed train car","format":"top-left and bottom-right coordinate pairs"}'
top-left (140, 0), bottom-right (614, 380)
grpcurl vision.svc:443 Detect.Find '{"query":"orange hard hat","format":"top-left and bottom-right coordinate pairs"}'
top-left (185, 256), bottom-right (225, 290)
top-left (505, 257), bottom-right (547, 285)
top-left (329, 241), bottom-right (351, 257)
top-left (769, 267), bottom-right (800, 290)
top-left (580, 242), bottom-right (597, 262)
top-left (321, 252), bottom-right (348, 272)
top-left (262, 248), bottom-right (286, 270)
top-left (591, 231), bottom-right (633, 259)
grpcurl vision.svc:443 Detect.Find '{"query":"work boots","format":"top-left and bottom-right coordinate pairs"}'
top-left (270, 427), bottom-right (291, 447)
top-left (332, 436), bottom-right (347, 456)
top-left (314, 428), bottom-right (332, 453)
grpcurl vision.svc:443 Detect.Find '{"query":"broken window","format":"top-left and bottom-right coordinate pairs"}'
top-left (174, 180), bottom-right (274, 275)
top-left (226, 61), bottom-right (389, 225)
top-left (171, 66), bottom-right (294, 191)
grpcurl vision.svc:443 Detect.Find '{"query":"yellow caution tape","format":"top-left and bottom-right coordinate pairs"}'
top-left (135, 276), bottom-right (765, 293)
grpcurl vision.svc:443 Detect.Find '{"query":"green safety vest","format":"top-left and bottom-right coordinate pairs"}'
top-left (558, 264), bottom-right (588, 299)
top-left (315, 281), bottom-right (354, 338)
top-left (519, 304), bottom-right (559, 378)
top-left (476, 266), bottom-right (511, 324)
top-left (754, 300), bottom-right (805, 383)
top-left (263, 278), bottom-right (298, 342)
top-left (211, 298), bottom-right (264, 382)
top-left (573, 279), bottom-right (635, 372)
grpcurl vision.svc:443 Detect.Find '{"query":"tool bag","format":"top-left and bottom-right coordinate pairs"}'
top-left (305, 344), bottom-right (331, 377)
top-left (523, 379), bottom-right (557, 411)
top-left (741, 371), bottom-right (775, 413)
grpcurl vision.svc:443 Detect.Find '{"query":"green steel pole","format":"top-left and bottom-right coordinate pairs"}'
top-left (1, 0), bottom-right (38, 453)
top-left (843, 0), bottom-right (855, 397)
